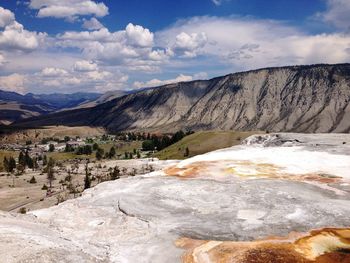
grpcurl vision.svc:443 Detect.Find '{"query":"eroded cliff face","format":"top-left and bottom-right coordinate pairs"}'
top-left (184, 65), bottom-right (350, 132)
top-left (1, 133), bottom-right (350, 262)
top-left (14, 64), bottom-right (350, 133)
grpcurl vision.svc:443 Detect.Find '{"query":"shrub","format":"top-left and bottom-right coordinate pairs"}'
top-left (49, 144), bottom-right (55, 152)
top-left (19, 207), bottom-right (26, 214)
top-left (41, 184), bottom-right (48, 190)
top-left (29, 176), bottom-right (37, 184)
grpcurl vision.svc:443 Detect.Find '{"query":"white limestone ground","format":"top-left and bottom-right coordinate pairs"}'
top-left (0, 133), bottom-right (350, 262)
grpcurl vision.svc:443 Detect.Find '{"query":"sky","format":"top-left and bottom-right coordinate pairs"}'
top-left (0, 0), bottom-right (349, 94)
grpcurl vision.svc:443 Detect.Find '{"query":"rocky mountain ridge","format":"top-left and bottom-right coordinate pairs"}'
top-left (0, 91), bottom-right (101, 124)
top-left (13, 63), bottom-right (350, 133)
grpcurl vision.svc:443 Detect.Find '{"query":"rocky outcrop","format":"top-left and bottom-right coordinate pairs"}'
top-left (1, 133), bottom-right (350, 262)
top-left (14, 64), bottom-right (350, 132)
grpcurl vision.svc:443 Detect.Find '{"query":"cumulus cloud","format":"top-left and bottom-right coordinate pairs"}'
top-left (133, 74), bottom-right (194, 88)
top-left (74, 60), bottom-right (98, 71)
top-left (0, 6), bottom-right (15, 27)
top-left (125, 23), bottom-right (154, 47)
top-left (0, 73), bottom-right (26, 94)
top-left (148, 48), bottom-right (173, 61)
top-left (56, 24), bottom-right (165, 72)
top-left (0, 7), bottom-right (46, 52)
top-left (0, 21), bottom-right (46, 52)
top-left (82, 17), bottom-right (103, 30)
top-left (318, 0), bottom-right (350, 30)
top-left (174, 32), bottom-right (208, 57)
top-left (29, 0), bottom-right (109, 20)
top-left (40, 67), bottom-right (68, 77)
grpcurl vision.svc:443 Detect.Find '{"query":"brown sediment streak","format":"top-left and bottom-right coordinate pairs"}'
top-left (164, 160), bottom-right (343, 185)
top-left (177, 228), bottom-right (350, 263)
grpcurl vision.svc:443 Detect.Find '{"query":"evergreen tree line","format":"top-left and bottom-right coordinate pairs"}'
top-left (142, 130), bottom-right (194, 151)
top-left (95, 145), bottom-right (116, 160)
top-left (115, 131), bottom-right (194, 142)
top-left (3, 150), bottom-right (40, 175)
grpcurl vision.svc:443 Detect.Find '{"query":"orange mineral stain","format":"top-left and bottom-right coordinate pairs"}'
top-left (177, 228), bottom-right (350, 263)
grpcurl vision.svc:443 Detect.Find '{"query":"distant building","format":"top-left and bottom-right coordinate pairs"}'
top-left (55, 143), bottom-right (66, 152)
top-left (67, 141), bottom-right (86, 147)
top-left (37, 144), bottom-right (50, 151)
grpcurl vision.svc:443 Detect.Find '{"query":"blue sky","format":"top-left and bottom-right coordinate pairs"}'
top-left (0, 0), bottom-right (349, 94)
top-left (2, 0), bottom-right (327, 33)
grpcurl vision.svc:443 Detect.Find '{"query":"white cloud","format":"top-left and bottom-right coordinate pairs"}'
top-left (157, 16), bottom-right (350, 71)
top-left (212, 0), bottom-right (222, 6)
top-left (0, 53), bottom-right (6, 67)
top-left (148, 48), bottom-right (173, 61)
top-left (0, 7), bottom-right (46, 52)
top-left (29, 0), bottom-right (109, 20)
top-left (85, 70), bottom-right (111, 80)
top-left (82, 17), bottom-right (103, 30)
top-left (56, 24), bottom-right (165, 72)
top-left (40, 67), bottom-right (68, 77)
top-left (125, 23), bottom-right (154, 47)
top-left (211, 0), bottom-right (230, 6)
top-left (0, 73), bottom-right (26, 94)
top-left (174, 32), bottom-right (208, 57)
top-left (0, 6), bottom-right (15, 27)
top-left (74, 60), bottom-right (98, 71)
top-left (29, 64), bottom-right (128, 92)
top-left (133, 74), bottom-right (194, 88)
top-left (0, 21), bottom-right (46, 52)
top-left (193, 72), bottom-right (208, 79)
top-left (318, 0), bottom-right (350, 30)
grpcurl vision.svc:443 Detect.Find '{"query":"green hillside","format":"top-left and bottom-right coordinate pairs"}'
top-left (154, 131), bottom-right (264, 160)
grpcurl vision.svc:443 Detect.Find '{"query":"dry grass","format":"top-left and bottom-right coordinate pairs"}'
top-left (0, 126), bottom-right (106, 143)
top-left (154, 131), bottom-right (265, 160)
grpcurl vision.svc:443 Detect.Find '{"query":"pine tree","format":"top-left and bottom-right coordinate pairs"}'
top-left (18, 151), bottom-right (26, 168)
top-left (184, 147), bottom-right (190, 157)
top-left (93, 143), bottom-right (99, 151)
top-left (9, 157), bottom-right (16, 173)
top-left (43, 155), bottom-right (47, 166)
top-left (25, 151), bottom-right (33, 169)
top-left (96, 148), bottom-right (104, 160)
top-left (84, 163), bottom-right (91, 189)
top-left (109, 146), bottom-right (116, 158)
top-left (33, 157), bottom-right (39, 170)
top-left (46, 158), bottom-right (55, 189)
top-left (49, 144), bottom-right (55, 152)
top-left (3, 157), bottom-right (9, 174)
top-left (47, 166), bottom-right (55, 189)
top-left (110, 166), bottom-right (120, 180)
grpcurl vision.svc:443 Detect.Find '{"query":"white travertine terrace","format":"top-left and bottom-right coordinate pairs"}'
top-left (0, 133), bottom-right (350, 262)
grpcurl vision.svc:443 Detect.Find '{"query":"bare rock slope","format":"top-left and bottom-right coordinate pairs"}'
top-left (15, 64), bottom-right (350, 132)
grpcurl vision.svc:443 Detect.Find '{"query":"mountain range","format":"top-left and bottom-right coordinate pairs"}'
top-left (0, 90), bottom-right (131, 125)
top-left (5, 63), bottom-right (350, 133)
